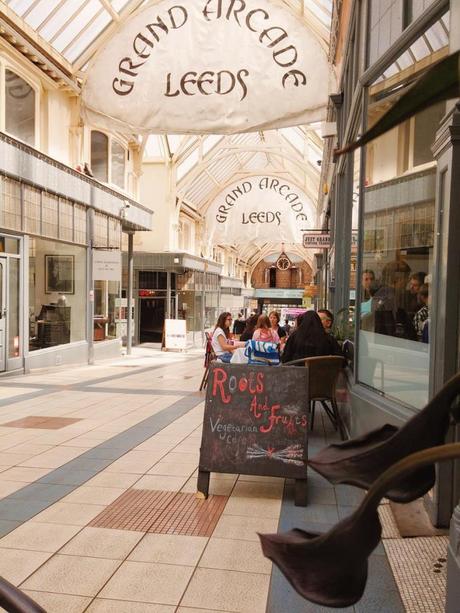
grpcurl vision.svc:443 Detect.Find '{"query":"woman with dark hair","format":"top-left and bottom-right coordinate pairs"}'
top-left (211, 312), bottom-right (237, 363)
top-left (281, 310), bottom-right (342, 364)
top-left (240, 313), bottom-right (259, 342)
top-left (269, 311), bottom-right (287, 340)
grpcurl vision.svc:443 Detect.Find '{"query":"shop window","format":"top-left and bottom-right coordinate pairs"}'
top-left (91, 131), bottom-right (109, 183)
top-left (94, 280), bottom-right (120, 342)
top-left (29, 238), bottom-right (86, 351)
top-left (4, 70), bottom-right (35, 145)
top-left (111, 141), bottom-right (126, 189)
top-left (359, 51), bottom-right (438, 410)
top-left (91, 131), bottom-right (126, 189)
top-left (8, 258), bottom-right (20, 358)
top-left (269, 267), bottom-right (276, 288)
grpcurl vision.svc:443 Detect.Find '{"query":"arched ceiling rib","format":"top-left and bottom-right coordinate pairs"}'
top-left (175, 128), bottom-right (323, 216)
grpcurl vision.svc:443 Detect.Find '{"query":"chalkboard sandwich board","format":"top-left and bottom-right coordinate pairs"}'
top-left (197, 363), bottom-right (309, 506)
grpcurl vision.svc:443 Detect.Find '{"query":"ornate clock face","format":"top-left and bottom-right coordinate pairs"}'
top-left (276, 255), bottom-right (291, 270)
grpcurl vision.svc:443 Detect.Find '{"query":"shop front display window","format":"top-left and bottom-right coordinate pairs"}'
top-left (94, 280), bottom-right (120, 342)
top-left (29, 238), bottom-right (86, 351)
top-left (357, 44), bottom-right (443, 409)
top-left (8, 258), bottom-right (20, 358)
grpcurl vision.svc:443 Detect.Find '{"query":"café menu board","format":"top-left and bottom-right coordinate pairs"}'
top-left (198, 363), bottom-right (309, 482)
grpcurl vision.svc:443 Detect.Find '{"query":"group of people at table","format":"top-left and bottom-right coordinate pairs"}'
top-left (210, 309), bottom-right (342, 365)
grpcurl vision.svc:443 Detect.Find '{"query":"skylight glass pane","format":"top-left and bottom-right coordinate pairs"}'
top-left (7, 0), bottom-right (33, 15)
top-left (202, 135), bottom-right (224, 156)
top-left (425, 21), bottom-right (449, 50)
top-left (38, 2), bottom-right (87, 40)
top-left (64, 10), bottom-right (112, 61)
top-left (25, 0), bottom-right (64, 29)
top-left (410, 38), bottom-right (430, 61)
top-left (396, 51), bottom-right (413, 70)
top-left (144, 136), bottom-right (164, 158)
top-left (52, 1), bottom-right (102, 52)
top-left (111, 0), bottom-right (131, 10)
top-left (177, 149), bottom-right (200, 180)
top-left (167, 135), bottom-right (184, 155)
top-left (281, 128), bottom-right (305, 154)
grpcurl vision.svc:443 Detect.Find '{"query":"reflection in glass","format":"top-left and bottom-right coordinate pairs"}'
top-left (357, 37), bottom-right (444, 409)
top-left (29, 238), bottom-right (86, 351)
top-left (94, 280), bottom-right (120, 341)
top-left (5, 70), bottom-right (35, 145)
top-left (111, 141), bottom-right (126, 189)
top-left (91, 131), bottom-right (109, 182)
top-left (8, 258), bottom-right (20, 358)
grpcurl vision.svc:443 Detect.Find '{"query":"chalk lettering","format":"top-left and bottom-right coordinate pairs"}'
top-left (212, 367), bottom-right (231, 403)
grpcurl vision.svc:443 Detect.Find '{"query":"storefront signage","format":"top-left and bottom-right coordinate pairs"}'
top-left (254, 288), bottom-right (304, 299)
top-left (163, 318), bottom-right (187, 350)
top-left (198, 363), bottom-right (308, 504)
top-left (205, 176), bottom-right (315, 244)
top-left (93, 250), bottom-right (121, 281)
top-left (303, 232), bottom-right (330, 249)
top-left (82, 0), bottom-right (332, 134)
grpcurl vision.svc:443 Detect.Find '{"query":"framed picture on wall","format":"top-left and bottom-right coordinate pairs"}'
top-left (45, 255), bottom-right (74, 294)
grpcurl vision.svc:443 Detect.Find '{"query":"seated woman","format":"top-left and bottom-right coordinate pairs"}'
top-left (211, 312), bottom-right (238, 363)
top-left (269, 311), bottom-right (287, 343)
top-left (240, 314), bottom-right (259, 341)
top-left (253, 314), bottom-right (280, 344)
top-left (281, 310), bottom-right (342, 364)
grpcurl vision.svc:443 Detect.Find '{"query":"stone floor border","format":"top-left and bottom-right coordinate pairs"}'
top-left (0, 394), bottom-right (204, 538)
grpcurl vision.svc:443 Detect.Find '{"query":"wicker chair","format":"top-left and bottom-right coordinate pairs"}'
top-left (282, 355), bottom-right (346, 440)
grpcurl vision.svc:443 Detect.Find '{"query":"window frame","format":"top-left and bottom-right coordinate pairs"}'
top-left (89, 129), bottom-right (128, 191)
top-left (0, 58), bottom-right (40, 148)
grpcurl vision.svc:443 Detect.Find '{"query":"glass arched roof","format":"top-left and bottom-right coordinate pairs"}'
top-left (1, 0), bottom-right (333, 262)
top-left (3, 0), bottom-right (333, 68)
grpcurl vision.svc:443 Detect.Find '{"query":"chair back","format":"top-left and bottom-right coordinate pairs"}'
top-left (342, 339), bottom-right (354, 369)
top-left (304, 356), bottom-right (345, 401)
top-left (204, 331), bottom-right (216, 367)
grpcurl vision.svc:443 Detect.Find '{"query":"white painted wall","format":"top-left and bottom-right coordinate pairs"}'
top-left (44, 89), bottom-right (73, 165)
top-left (136, 160), bottom-right (173, 252)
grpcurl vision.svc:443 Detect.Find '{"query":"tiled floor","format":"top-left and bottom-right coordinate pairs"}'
top-left (0, 346), bottom-right (451, 612)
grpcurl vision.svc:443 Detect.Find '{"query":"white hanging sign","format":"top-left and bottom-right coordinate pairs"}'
top-left (205, 175), bottom-right (314, 244)
top-left (93, 250), bottom-right (122, 281)
top-left (82, 0), bottom-right (333, 134)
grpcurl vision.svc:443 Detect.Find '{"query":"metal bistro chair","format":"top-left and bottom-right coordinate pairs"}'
top-left (283, 355), bottom-right (346, 440)
top-left (199, 332), bottom-right (216, 391)
top-left (0, 576), bottom-right (45, 612)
